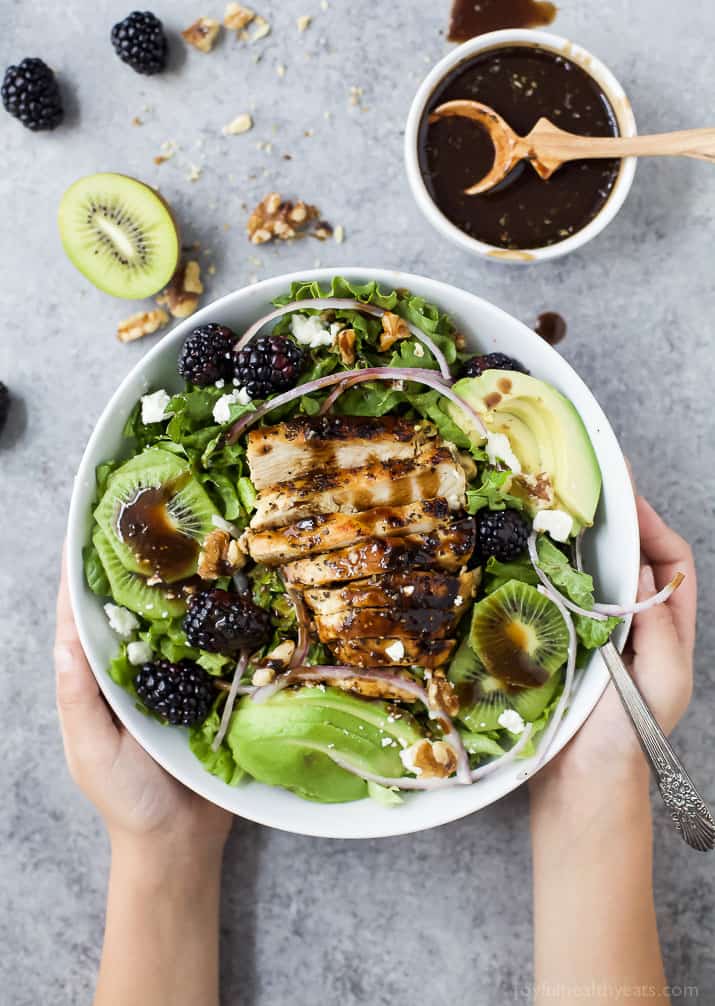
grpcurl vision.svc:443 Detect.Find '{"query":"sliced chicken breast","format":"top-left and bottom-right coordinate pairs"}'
top-left (246, 415), bottom-right (431, 490)
top-left (314, 605), bottom-right (462, 643)
top-left (303, 570), bottom-right (479, 617)
top-left (245, 497), bottom-right (453, 565)
top-left (282, 519), bottom-right (476, 587)
top-left (250, 446), bottom-right (465, 531)
top-left (333, 637), bottom-right (456, 669)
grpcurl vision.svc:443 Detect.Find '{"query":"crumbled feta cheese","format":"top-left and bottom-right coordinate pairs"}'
top-left (213, 387), bottom-right (251, 424)
top-left (533, 508), bottom-right (573, 543)
top-left (384, 640), bottom-right (405, 662)
top-left (215, 378), bottom-right (225, 389)
top-left (381, 736), bottom-right (393, 748)
top-left (498, 709), bottom-right (526, 735)
top-left (400, 742), bottom-right (423, 776)
top-left (235, 386), bottom-right (251, 405)
top-left (290, 313), bottom-right (334, 349)
top-left (454, 594), bottom-right (464, 607)
top-left (486, 431), bottom-right (522, 474)
top-left (104, 603), bottom-right (140, 639)
top-left (413, 342), bottom-right (425, 358)
top-left (141, 389), bottom-right (172, 425)
top-left (127, 640), bottom-right (153, 665)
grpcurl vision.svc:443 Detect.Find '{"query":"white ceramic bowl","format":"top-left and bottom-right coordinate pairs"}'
top-left (405, 30), bottom-right (638, 263)
top-left (67, 268), bottom-right (638, 838)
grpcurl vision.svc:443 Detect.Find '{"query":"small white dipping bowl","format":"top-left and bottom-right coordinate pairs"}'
top-left (67, 268), bottom-right (638, 838)
top-left (405, 30), bottom-right (638, 264)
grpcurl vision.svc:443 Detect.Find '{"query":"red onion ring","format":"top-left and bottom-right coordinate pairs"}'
top-left (470, 722), bottom-right (534, 780)
top-left (235, 298), bottom-right (452, 381)
top-left (226, 366), bottom-right (486, 443)
top-left (286, 584), bottom-right (311, 668)
top-left (212, 650), bottom-right (249, 752)
top-left (593, 574), bottom-right (684, 616)
top-left (527, 532), bottom-right (609, 622)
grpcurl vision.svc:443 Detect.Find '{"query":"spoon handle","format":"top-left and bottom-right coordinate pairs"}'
top-left (599, 640), bottom-right (715, 851)
top-left (536, 126), bottom-right (715, 163)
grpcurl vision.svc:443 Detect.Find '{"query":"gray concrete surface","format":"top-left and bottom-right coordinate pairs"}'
top-left (1, 1), bottom-right (714, 1003)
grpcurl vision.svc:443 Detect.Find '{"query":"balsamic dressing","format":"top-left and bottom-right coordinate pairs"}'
top-left (418, 46), bottom-right (620, 249)
top-left (448, 0), bottom-right (556, 42)
top-left (117, 478), bottom-right (198, 582)
top-left (535, 311), bottom-right (567, 345)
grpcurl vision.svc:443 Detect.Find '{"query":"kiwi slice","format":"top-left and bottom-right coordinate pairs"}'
top-left (93, 529), bottom-right (186, 620)
top-left (95, 448), bottom-right (219, 583)
top-left (58, 173), bottom-right (179, 299)
top-left (448, 579), bottom-right (569, 732)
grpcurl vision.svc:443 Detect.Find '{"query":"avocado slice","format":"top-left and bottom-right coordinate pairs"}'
top-left (449, 371), bottom-right (602, 527)
top-left (227, 686), bottom-right (424, 803)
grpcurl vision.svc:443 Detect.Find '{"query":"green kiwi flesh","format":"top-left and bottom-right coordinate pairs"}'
top-left (58, 173), bottom-right (179, 299)
top-left (93, 529), bottom-right (186, 620)
top-left (94, 448), bottom-right (220, 583)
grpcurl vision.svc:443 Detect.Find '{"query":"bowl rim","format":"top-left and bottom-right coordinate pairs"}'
top-left (404, 29), bottom-right (638, 264)
top-left (67, 266), bottom-right (638, 838)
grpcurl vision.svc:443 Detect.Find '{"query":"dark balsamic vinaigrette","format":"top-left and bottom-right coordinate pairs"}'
top-left (448, 0), bottom-right (557, 42)
top-left (117, 475), bottom-right (199, 582)
top-left (418, 46), bottom-right (620, 249)
top-left (535, 311), bottom-right (567, 345)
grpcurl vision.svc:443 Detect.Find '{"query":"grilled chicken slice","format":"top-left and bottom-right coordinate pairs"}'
top-left (245, 497), bottom-right (453, 565)
top-left (303, 569), bottom-right (479, 617)
top-left (320, 672), bottom-right (420, 703)
top-left (282, 519), bottom-right (476, 587)
top-left (314, 605), bottom-right (462, 643)
top-left (250, 445), bottom-right (465, 531)
top-left (333, 637), bottom-right (456, 669)
top-left (246, 415), bottom-right (431, 490)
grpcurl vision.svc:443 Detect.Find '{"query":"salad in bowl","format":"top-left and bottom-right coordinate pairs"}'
top-left (70, 270), bottom-right (655, 834)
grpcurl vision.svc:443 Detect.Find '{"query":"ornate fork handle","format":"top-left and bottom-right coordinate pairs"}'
top-left (600, 641), bottom-right (715, 851)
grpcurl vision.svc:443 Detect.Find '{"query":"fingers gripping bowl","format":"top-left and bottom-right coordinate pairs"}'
top-left (67, 269), bottom-right (639, 838)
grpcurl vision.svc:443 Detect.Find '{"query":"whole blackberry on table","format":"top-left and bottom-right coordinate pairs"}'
top-left (111, 11), bottom-right (168, 75)
top-left (475, 508), bottom-right (531, 563)
top-left (1, 59), bottom-right (63, 131)
top-left (460, 353), bottom-right (528, 379)
top-left (0, 383), bottom-right (9, 435)
top-left (233, 335), bottom-right (305, 398)
top-left (135, 659), bottom-right (213, 726)
top-left (184, 589), bottom-right (271, 656)
top-left (178, 324), bottom-right (236, 386)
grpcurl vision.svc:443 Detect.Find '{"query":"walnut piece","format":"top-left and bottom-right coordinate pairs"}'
top-left (247, 191), bottom-right (319, 245)
top-left (335, 327), bottom-right (356, 366)
top-left (251, 666), bottom-right (276, 687)
top-left (401, 738), bottom-right (457, 779)
top-left (224, 3), bottom-right (254, 30)
top-left (197, 529), bottom-right (246, 580)
top-left (426, 672), bottom-right (460, 718)
top-left (264, 640), bottom-right (296, 669)
top-left (156, 261), bottom-right (203, 319)
top-left (378, 311), bottom-right (410, 352)
top-left (182, 17), bottom-right (221, 52)
top-left (222, 113), bottom-right (253, 135)
top-left (116, 308), bottom-right (169, 343)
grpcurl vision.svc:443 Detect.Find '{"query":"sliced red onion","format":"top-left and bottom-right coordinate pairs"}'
top-left (226, 366), bottom-right (486, 443)
top-left (528, 586), bottom-right (577, 773)
top-left (235, 298), bottom-right (452, 381)
top-left (527, 532), bottom-right (609, 622)
top-left (593, 574), bottom-right (684, 616)
top-left (285, 584), bottom-right (311, 668)
top-left (212, 650), bottom-right (249, 752)
top-left (573, 529), bottom-right (585, 574)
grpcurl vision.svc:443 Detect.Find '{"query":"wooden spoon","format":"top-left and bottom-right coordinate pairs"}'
top-left (429, 99), bottom-right (715, 195)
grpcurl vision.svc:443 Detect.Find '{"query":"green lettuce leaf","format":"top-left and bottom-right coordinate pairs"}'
top-left (189, 700), bottom-right (245, 786)
top-left (367, 781), bottom-right (404, 806)
top-left (466, 468), bottom-right (527, 514)
top-left (83, 542), bottom-right (110, 596)
top-left (482, 555), bottom-right (539, 594)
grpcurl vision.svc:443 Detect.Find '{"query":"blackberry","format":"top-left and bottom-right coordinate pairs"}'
top-left (460, 353), bottom-right (528, 379)
top-left (2, 58), bottom-right (63, 131)
top-left (0, 383), bottom-right (9, 435)
top-left (178, 324), bottom-right (236, 386)
top-left (475, 508), bottom-right (531, 563)
top-left (233, 335), bottom-right (305, 398)
top-left (184, 589), bottom-right (271, 656)
top-left (135, 659), bottom-right (213, 726)
top-left (111, 11), bottom-right (168, 75)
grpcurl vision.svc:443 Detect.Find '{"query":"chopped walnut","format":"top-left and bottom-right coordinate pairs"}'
top-left (400, 738), bottom-right (457, 779)
top-left (264, 640), bottom-right (296, 670)
top-left (426, 672), bottom-right (460, 718)
top-left (313, 221), bottom-right (334, 241)
top-left (116, 308), bottom-right (169, 343)
top-left (222, 113), bottom-right (253, 135)
top-left (378, 311), bottom-right (411, 352)
top-left (510, 472), bottom-right (555, 511)
top-left (197, 529), bottom-right (246, 580)
top-left (182, 17), bottom-right (221, 52)
top-left (251, 666), bottom-right (276, 687)
top-left (454, 332), bottom-right (466, 351)
top-left (224, 3), bottom-right (254, 30)
top-left (156, 261), bottom-right (204, 319)
top-left (246, 191), bottom-right (319, 245)
top-left (335, 327), bottom-right (356, 366)
top-left (239, 14), bottom-right (270, 41)
top-left (296, 14), bottom-right (312, 31)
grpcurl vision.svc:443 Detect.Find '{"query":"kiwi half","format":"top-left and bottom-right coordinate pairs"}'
top-left (95, 448), bottom-right (219, 584)
top-left (93, 529), bottom-right (186, 620)
top-left (58, 173), bottom-right (179, 298)
top-left (448, 579), bottom-right (568, 732)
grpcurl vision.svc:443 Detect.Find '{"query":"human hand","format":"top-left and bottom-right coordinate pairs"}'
top-left (54, 549), bottom-right (233, 858)
top-left (531, 495), bottom-right (696, 802)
